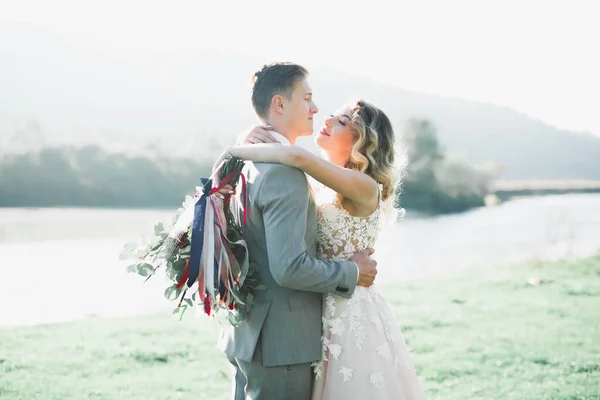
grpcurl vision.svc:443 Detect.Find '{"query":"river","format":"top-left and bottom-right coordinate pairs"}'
top-left (1, 193), bottom-right (598, 327)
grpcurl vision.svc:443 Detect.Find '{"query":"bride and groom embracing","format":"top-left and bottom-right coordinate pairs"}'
top-left (215, 62), bottom-right (423, 399)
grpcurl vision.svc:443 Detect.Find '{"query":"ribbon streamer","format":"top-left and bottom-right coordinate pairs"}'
top-left (176, 169), bottom-right (249, 315)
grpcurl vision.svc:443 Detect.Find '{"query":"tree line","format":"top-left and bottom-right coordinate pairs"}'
top-left (0, 118), bottom-right (495, 214)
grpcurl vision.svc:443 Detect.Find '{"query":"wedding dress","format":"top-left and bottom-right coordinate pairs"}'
top-left (311, 185), bottom-right (424, 400)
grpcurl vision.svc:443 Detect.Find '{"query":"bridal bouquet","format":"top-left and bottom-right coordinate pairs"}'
top-left (120, 155), bottom-right (255, 325)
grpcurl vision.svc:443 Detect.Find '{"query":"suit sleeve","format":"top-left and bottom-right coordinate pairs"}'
top-left (257, 164), bottom-right (358, 298)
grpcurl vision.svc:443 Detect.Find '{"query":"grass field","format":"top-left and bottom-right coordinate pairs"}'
top-left (1, 255), bottom-right (599, 399)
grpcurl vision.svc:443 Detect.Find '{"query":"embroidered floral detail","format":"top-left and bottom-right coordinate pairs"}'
top-left (326, 295), bottom-right (336, 316)
top-left (339, 366), bottom-right (353, 382)
top-left (371, 315), bottom-right (383, 332)
top-left (327, 343), bottom-right (343, 360)
top-left (322, 335), bottom-right (331, 351)
top-left (329, 317), bottom-right (345, 336)
top-left (370, 372), bottom-right (384, 389)
top-left (376, 343), bottom-right (392, 360)
top-left (312, 360), bottom-right (323, 379)
top-left (380, 312), bottom-right (396, 344)
top-left (350, 321), bottom-right (366, 350)
top-left (315, 185), bottom-right (382, 262)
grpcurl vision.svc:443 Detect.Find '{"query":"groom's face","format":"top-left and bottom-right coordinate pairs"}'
top-left (283, 78), bottom-right (319, 137)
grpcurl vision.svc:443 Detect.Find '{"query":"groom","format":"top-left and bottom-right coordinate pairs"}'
top-left (218, 62), bottom-right (378, 399)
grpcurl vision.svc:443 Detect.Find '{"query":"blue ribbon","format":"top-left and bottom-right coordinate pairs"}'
top-left (187, 178), bottom-right (212, 289)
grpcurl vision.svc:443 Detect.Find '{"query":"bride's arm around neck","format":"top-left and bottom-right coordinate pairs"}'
top-left (227, 144), bottom-right (379, 211)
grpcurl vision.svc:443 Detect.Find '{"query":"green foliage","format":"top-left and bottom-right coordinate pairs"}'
top-left (0, 145), bottom-right (212, 208)
top-left (0, 133), bottom-right (492, 215)
top-left (399, 117), bottom-right (496, 214)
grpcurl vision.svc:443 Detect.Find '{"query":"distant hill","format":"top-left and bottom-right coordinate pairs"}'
top-left (1, 21), bottom-right (600, 180)
top-left (311, 74), bottom-right (600, 179)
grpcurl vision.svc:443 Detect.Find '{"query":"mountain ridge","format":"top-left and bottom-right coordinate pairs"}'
top-left (1, 21), bottom-right (599, 179)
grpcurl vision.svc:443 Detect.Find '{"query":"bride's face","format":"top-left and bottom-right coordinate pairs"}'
top-left (315, 107), bottom-right (356, 159)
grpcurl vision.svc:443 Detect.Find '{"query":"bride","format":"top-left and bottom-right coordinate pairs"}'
top-left (223, 99), bottom-right (424, 399)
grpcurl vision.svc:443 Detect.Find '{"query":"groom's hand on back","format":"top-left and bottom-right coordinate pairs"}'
top-left (351, 248), bottom-right (378, 287)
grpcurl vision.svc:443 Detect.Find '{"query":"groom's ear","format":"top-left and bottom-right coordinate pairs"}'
top-left (271, 94), bottom-right (285, 115)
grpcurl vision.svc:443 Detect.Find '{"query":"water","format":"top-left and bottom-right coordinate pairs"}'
top-left (1, 194), bottom-right (599, 328)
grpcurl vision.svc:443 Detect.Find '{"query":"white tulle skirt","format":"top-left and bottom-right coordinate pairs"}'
top-left (311, 286), bottom-right (424, 400)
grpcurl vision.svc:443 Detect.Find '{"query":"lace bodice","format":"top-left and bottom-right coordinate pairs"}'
top-left (315, 185), bottom-right (382, 261)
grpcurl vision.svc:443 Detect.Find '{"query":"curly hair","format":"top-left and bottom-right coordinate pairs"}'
top-left (343, 100), bottom-right (405, 207)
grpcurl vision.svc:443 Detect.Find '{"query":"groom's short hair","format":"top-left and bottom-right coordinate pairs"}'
top-left (251, 62), bottom-right (309, 119)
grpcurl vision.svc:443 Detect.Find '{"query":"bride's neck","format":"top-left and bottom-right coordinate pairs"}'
top-left (325, 151), bottom-right (348, 168)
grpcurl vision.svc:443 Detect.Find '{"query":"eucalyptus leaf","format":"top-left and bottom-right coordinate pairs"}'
top-left (150, 236), bottom-right (161, 248)
top-left (124, 241), bottom-right (138, 251)
top-left (125, 264), bottom-right (137, 274)
top-left (245, 293), bottom-right (254, 309)
top-left (179, 305), bottom-right (188, 320)
top-left (183, 299), bottom-right (193, 307)
top-left (154, 221), bottom-right (164, 236)
top-left (166, 267), bottom-right (179, 281)
top-left (228, 288), bottom-right (244, 304)
top-left (165, 285), bottom-right (181, 301)
top-left (229, 308), bottom-right (246, 326)
top-left (151, 242), bottom-right (164, 252)
top-left (227, 313), bottom-right (238, 326)
top-left (162, 218), bottom-right (173, 232)
top-left (172, 307), bottom-right (181, 314)
top-left (134, 247), bottom-right (149, 259)
top-left (137, 263), bottom-right (155, 277)
top-left (119, 248), bottom-right (134, 260)
top-left (139, 235), bottom-right (150, 246)
top-left (174, 257), bottom-right (187, 270)
top-left (165, 251), bottom-right (175, 262)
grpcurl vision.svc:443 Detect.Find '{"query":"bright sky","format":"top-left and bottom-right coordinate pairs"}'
top-left (1, 0), bottom-right (599, 135)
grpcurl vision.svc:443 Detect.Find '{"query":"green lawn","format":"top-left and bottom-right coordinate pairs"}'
top-left (1, 255), bottom-right (599, 399)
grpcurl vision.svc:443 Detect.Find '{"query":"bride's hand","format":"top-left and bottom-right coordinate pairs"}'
top-left (237, 125), bottom-right (280, 145)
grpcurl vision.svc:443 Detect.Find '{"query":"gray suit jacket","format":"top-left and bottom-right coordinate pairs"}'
top-left (218, 162), bottom-right (359, 367)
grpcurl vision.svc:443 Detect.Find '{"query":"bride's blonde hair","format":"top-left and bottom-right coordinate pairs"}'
top-left (343, 100), bottom-right (406, 209)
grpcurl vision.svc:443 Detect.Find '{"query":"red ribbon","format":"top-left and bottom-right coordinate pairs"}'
top-left (209, 169), bottom-right (247, 240)
top-left (208, 170), bottom-right (239, 196)
top-left (241, 173), bottom-right (247, 240)
top-left (176, 258), bottom-right (191, 289)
